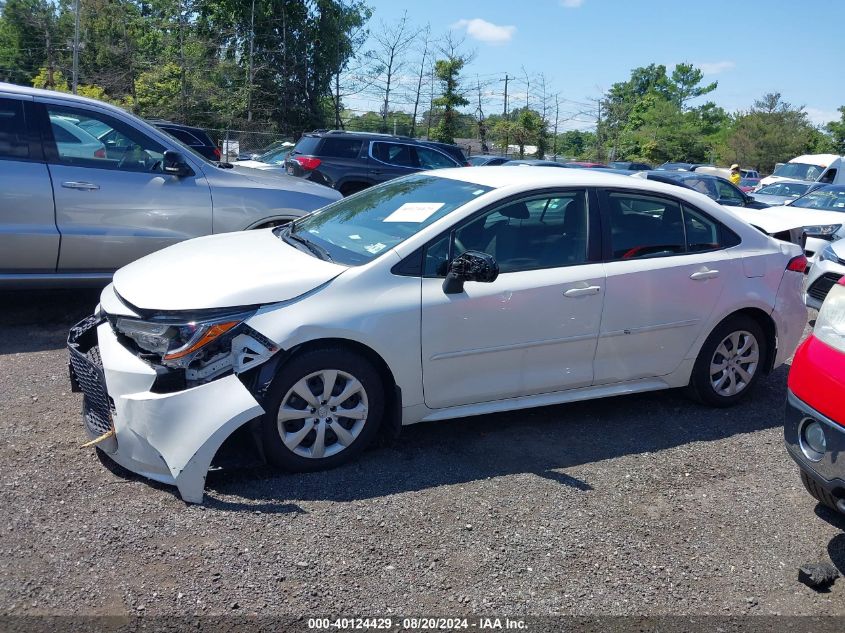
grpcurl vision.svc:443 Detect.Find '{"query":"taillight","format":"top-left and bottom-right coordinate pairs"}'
top-left (94, 148), bottom-right (106, 159)
top-left (295, 156), bottom-right (321, 171)
top-left (815, 281), bottom-right (845, 352)
top-left (214, 147), bottom-right (221, 160)
top-left (787, 254), bottom-right (807, 272)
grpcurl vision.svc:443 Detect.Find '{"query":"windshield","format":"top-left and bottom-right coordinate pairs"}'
top-left (771, 162), bottom-right (826, 181)
top-left (286, 174), bottom-right (493, 265)
top-left (790, 188), bottom-right (845, 211)
top-left (257, 147), bottom-right (291, 164)
top-left (756, 182), bottom-right (810, 197)
top-left (468, 156), bottom-right (490, 166)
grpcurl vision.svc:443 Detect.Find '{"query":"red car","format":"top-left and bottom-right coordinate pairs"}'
top-left (564, 161), bottom-right (607, 168)
top-left (786, 278), bottom-right (845, 513)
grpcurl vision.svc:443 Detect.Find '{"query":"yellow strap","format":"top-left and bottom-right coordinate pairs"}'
top-left (80, 428), bottom-right (115, 448)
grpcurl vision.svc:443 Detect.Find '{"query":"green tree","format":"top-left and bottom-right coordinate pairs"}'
top-left (827, 106), bottom-right (845, 154)
top-left (718, 93), bottom-right (820, 173)
top-left (430, 35), bottom-right (470, 144)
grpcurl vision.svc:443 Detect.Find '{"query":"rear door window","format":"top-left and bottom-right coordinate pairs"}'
top-left (0, 98), bottom-right (30, 160)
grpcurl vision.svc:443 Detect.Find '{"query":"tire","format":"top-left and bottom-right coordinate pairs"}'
top-left (260, 347), bottom-right (384, 472)
top-left (686, 314), bottom-right (767, 407)
top-left (800, 469), bottom-right (841, 513)
top-left (339, 182), bottom-right (369, 197)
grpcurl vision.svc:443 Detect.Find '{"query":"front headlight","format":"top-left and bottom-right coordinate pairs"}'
top-left (115, 310), bottom-right (255, 369)
top-left (803, 224), bottom-right (842, 240)
top-left (815, 283), bottom-right (845, 353)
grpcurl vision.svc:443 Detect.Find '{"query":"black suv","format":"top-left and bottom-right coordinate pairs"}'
top-left (149, 120), bottom-right (221, 161)
top-left (284, 131), bottom-right (466, 196)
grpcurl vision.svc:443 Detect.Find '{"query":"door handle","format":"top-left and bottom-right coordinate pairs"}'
top-left (563, 285), bottom-right (601, 298)
top-left (690, 269), bottom-right (720, 280)
top-left (61, 181), bottom-right (100, 191)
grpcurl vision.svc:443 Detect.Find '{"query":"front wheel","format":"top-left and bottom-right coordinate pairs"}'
top-left (260, 347), bottom-right (384, 471)
top-left (687, 315), bottom-right (767, 407)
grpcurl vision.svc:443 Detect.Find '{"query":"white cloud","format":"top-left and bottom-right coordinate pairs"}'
top-left (696, 61), bottom-right (736, 76)
top-left (451, 18), bottom-right (516, 45)
top-left (560, 0), bottom-right (585, 8)
top-left (806, 108), bottom-right (841, 126)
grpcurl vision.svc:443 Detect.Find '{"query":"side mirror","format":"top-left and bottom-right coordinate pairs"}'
top-left (162, 150), bottom-right (193, 177)
top-left (442, 250), bottom-right (499, 294)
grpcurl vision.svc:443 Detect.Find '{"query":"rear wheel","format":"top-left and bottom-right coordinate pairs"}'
top-left (260, 347), bottom-right (384, 471)
top-left (687, 315), bottom-right (766, 407)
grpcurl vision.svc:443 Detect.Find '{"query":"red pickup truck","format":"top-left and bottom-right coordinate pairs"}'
top-left (786, 277), bottom-right (845, 513)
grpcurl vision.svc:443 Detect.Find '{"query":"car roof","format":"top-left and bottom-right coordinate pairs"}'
top-left (427, 165), bottom-right (655, 188)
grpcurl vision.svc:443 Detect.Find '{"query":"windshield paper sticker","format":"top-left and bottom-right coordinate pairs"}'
top-left (365, 242), bottom-right (387, 254)
top-left (383, 202), bottom-right (445, 223)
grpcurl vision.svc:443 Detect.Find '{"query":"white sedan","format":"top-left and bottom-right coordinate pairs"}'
top-left (68, 168), bottom-right (808, 502)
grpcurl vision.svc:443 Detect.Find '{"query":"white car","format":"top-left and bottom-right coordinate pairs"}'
top-left (760, 185), bottom-right (845, 261)
top-left (50, 115), bottom-right (106, 159)
top-left (805, 241), bottom-right (845, 309)
top-left (68, 168), bottom-right (808, 502)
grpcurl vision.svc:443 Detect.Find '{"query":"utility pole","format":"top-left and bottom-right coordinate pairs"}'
top-left (553, 94), bottom-right (559, 158)
top-left (246, 0), bottom-right (255, 121)
top-left (502, 73), bottom-right (509, 156)
top-left (595, 98), bottom-right (602, 161)
top-left (72, 0), bottom-right (80, 93)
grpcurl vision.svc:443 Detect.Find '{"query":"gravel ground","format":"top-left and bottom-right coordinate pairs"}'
top-left (1, 289), bottom-right (844, 618)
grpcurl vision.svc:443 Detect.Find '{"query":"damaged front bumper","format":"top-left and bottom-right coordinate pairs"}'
top-left (68, 315), bottom-right (265, 503)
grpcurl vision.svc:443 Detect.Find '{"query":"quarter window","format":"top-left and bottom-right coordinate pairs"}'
top-left (0, 98), bottom-right (29, 160)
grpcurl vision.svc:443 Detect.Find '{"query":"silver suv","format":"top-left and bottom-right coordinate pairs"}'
top-left (0, 83), bottom-right (341, 287)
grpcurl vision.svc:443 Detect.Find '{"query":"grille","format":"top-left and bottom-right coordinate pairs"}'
top-left (807, 273), bottom-right (843, 303)
top-left (68, 316), bottom-right (113, 437)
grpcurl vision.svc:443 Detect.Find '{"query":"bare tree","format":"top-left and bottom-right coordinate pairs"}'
top-left (365, 11), bottom-right (417, 132)
top-left (408, 24), bottom-right (431, 137)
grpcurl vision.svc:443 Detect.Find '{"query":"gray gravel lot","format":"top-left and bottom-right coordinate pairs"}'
top-left (1, 289), bottom-right (844, 617)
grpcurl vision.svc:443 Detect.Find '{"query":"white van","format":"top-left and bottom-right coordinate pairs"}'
top-left (759, 154), bottom-right (844, 187)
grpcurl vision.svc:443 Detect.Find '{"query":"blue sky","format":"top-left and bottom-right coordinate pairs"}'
top-left (350, 0), bottom-right (844, 130)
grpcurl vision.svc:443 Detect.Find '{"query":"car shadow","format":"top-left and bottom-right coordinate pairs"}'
top-left (203, 365), bottom-right (790, 507)
top-left (0, 289), bottom-right (101, 354)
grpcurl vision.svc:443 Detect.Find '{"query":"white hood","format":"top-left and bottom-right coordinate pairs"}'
top-left (112, 229), bottom-right (347, 311)
top-left (727, 205), bottom-right (845, 234)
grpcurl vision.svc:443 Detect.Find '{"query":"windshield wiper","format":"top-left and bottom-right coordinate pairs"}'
top-left (283, 227), bottom-right (333, 262)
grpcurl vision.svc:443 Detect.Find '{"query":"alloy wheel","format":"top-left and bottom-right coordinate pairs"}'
top-left (709, 330), bottom-right (760, 397)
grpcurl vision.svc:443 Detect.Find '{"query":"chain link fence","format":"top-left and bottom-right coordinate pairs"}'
top-left (200, 128), bottom-right (295, 161)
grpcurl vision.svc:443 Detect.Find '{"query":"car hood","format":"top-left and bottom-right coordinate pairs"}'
top-left (728, 205), bottom-right (845, 234)
top-left (210, 164), bottom-right (341, 198)
top-left (234, 160), bottom-right (287, 172)
top-left (112, 229), bottom-right (348, 311)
